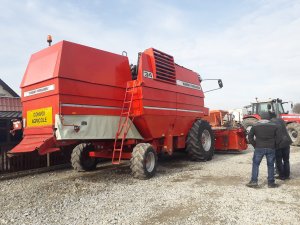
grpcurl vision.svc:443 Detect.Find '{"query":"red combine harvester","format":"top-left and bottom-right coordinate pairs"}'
top-left (242, 98), bottom-right (300, 145)
top-left (10, 40), bottom-right (247, 179)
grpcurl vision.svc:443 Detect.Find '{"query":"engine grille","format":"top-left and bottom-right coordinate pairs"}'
top-left (153, 49), bottom-right (176, 84)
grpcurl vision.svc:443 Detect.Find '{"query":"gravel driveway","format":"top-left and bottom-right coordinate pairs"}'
top-left (1, 146), bottom-right (300, 225)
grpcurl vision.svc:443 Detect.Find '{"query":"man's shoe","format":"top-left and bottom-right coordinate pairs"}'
top-left (246, 181), bottom-right (258, 188)
top-left (275, 175), bottom-right (286, 180)
top-left (268, 183), bottom-right (279, 188)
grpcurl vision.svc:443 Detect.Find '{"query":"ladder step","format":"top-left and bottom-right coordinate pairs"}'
top-left (121, 124), bottom-right (128, 128)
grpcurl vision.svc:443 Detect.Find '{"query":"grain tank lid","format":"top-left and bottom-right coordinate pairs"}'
top-left (21, 41), bottom-right (64, 88)
top-left (21, 40), bottom-right (132, 88)
top-left (8, 134), bottom-right (54, 154)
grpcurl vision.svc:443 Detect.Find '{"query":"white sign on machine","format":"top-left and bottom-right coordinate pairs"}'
top-left (24, 84), bottom-right (55, 97)
top-left (176, 80), bottom-right (202, 90)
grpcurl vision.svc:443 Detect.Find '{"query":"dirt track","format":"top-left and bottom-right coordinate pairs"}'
top-left (1, 146), bottom-right (300, 225)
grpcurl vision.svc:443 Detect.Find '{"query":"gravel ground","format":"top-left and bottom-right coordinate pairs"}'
top-left (1, 146), bottom-right (300, 225)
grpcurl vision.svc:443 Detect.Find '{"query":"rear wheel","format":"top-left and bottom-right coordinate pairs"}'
top-left (71, 143), bottom-right (97, 171)
top-left (186, 120), bottom-right (215, 161)
top-left (287, 123), bottom-right (300, 146)
top-left (130, 143), bottom-right (158, 179)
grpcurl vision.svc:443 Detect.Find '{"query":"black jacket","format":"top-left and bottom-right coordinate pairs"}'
top-left (248, 120), bottom-right (282, 149)
top-left (271, 118), bottom-right (292, 148)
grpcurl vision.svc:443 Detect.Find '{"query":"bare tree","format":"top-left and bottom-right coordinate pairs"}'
top-left (292, 103), bottom-right (300, 114)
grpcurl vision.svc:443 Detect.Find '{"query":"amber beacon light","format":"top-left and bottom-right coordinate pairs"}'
top-left (47, 35), bottom-right (52, 46)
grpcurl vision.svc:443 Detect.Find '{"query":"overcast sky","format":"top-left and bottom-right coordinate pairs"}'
top-left (0, 0), bottom-right (299, 110)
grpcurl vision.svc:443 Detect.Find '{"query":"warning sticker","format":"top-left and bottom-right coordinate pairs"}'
top-left (27, 107), bottom-right (52, 127)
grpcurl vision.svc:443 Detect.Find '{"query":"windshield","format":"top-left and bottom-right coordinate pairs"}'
top-left (277, 103), bottom-right (285, 114)
top-left (257, 103), bottom-right (271, 113)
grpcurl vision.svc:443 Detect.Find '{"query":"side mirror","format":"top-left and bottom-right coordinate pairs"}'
top-left (267, 104), bottom-right (272, 110)
top-left (291, 103), bottom-right (294, 109)
top-left (202, 78), bottom-right (224, 93)
top-left (218, 79), bottom-right (223, 88)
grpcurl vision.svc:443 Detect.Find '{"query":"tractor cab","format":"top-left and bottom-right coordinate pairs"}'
top-left (249, 98), bottom-right (288, 118)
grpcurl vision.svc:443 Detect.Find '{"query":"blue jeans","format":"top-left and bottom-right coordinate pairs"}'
top-left (251, 148), bottom-right (276, 184)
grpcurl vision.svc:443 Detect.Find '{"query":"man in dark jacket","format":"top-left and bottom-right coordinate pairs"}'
top-left (271, 117), bottom-right (292, 180)
top-left (246, 112), bottom-right (282, 188)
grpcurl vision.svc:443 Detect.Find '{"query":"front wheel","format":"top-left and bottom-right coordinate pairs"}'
top-left (186, 120), bottom-right (215, 161)
top-left (130, 143), bottom-right (158, 179)
top-left (71, 143), bottom-right (97, 171)
top-left (287, 123), bottom-right (300, 146)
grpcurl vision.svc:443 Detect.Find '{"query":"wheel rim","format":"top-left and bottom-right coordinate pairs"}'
top-left (201, 130), bottom-right (211, 152)
top-left (145, 151), bottom-right (155, 172)
top-left (288, 129), bottom-right (298, 142)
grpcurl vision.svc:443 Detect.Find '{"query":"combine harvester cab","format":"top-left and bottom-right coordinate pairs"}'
top-left (11, 40), bottom-right (242, 179)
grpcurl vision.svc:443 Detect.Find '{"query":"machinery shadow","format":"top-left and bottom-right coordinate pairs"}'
top-left (69, 148), bottom-right (254, 182)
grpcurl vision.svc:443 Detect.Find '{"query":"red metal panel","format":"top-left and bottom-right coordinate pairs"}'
top-left (175, 64), bottom-right (200, 84)
top-left (21, 42), bottom-right (63, 87)
top-left (89, 150), bottom-right (132, 159)
top-left (214, 128), bottom-right (248, 151)
top-left (177, 93), bottom-right (204, 105)
top-left (280, 114), bottom-right (300, 123)
top-left (9, 134), bottom-right (53, 153)
top-left (131, 48), bottom-right (208, 143)
top-left (22, 41), bottom-right (132, 88)
top-left (58, 41), bottom-right (131, 87)
top-left (23, 127), bottom-right (53, 136)
top-left (173, 116), bottom-right (195, 136)
top-left (58, 78), bottom-right (125, 116)
top-left (59, 79), bottom-right (125, 102)
top-left (142, 86), bottom-right (177, 104)
top-left (134, 115), bottom-right (176, 139)
top-left (20, 41), bottom-right (132, 138)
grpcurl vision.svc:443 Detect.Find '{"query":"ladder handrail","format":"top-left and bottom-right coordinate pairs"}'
top-left (112, 80), bottom-right (137, 164)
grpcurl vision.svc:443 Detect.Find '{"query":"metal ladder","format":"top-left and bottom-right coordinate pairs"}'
top-left (112, 81), bottom-right (137, 164)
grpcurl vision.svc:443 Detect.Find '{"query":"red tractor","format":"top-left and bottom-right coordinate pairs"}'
top-left (9, 40), bottom-right (247, 179)
top-left (242, 98), bottom-right (300, 145)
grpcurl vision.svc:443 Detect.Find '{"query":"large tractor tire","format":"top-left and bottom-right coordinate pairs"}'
top-left (186, 120), bottom-right (215, 161)
top-left (130, 143), bottom-right (158, 179)
top-left (242, 117), bottom-right (258, 142)
top-left (71, 143), bottom-right (97, 172)
top-left (242, 118), bottom-right (258, 134)
top-left (287, 123), bottom-right (300, 146)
